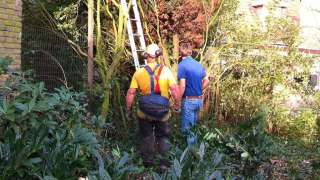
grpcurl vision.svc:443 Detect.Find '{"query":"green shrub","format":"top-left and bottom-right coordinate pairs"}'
top-left (0, 73), bottom-right (105, 179)
top-left (267, 85), bottom-right (320, 143)
top-left (153, 144), bottom-right (236, 180)
top-left (272, 108), bottom-right (318, 143)
top-left (203, 0), bottom-right (315, 143)
top-left (150, 110), bottom-right (273, 179)
top-left (0, 56), bottom-right (13, 75)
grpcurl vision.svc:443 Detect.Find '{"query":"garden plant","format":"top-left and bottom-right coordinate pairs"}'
top-left (0, 0), bottom-right (319, 179)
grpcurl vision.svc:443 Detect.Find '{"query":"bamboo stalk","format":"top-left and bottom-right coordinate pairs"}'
top-left (87, 0), bottom-right (94, 88)
top-left (99, 2), bottom-right (127, 118)
top-left (173, 34), bottom-right (180, 62)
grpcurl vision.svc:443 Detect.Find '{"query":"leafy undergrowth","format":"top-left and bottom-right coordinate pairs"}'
top-left (0, 56), bottom-right (12, 75)
top-left (102, 110), bottom-right (320, 179)
top-left (0, 73), bottom-right (106, 180)
top-left (0, 74), bottom-right (319, 179)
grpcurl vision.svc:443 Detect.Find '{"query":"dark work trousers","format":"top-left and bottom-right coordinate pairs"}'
top-left (138, 118), bottom-right (171, 166)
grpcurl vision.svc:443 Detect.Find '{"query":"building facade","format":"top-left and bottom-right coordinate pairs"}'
top-left (0, 0), bottom-right (22, 69)
top-left (299, 0), bottom-right (320, 51)
top-left (238, 0), bottom-right (320, 55)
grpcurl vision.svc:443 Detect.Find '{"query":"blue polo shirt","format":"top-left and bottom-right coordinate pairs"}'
top-left (178, 56), bottom-right (206, 97)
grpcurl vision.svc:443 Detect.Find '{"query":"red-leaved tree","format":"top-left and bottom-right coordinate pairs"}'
top-left (142, 0), bottom-right (220, 64)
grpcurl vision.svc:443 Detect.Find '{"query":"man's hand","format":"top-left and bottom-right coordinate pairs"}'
top-left (126, 88), bottom-right (137, 113)
top-left (172, 102), bottom-right (181, 113)
top-left (202, 77), bottom-right (209, 95)
top-left (125, 88), bottom-right (136, 121)
top-left (169, 84), bottom-right (181, 113)
top-left (179, 79), bottom-right (186, 99)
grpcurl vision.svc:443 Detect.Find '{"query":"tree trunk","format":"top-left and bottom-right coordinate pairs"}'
top-left (173, 34), bottom-right (180, 62)
top-left (159, 40), bottom-right (170, 67)
top-left (214, 77), bottom-right (222, 126)
top-left (87, 0), bottom-right (94, 88)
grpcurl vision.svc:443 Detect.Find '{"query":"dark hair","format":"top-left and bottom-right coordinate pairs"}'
top-left (179, 42), bottom-right (193, 57)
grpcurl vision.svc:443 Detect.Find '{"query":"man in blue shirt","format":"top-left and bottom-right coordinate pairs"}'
top-left (178, 42), bottom-right (209, 146)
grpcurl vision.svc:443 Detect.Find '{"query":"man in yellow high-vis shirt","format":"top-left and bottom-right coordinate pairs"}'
top-left (126, 44), bottom-right (180, 169)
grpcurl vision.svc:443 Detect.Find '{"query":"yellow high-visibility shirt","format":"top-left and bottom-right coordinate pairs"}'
top-left (129, 62), bottom-right (176, 99)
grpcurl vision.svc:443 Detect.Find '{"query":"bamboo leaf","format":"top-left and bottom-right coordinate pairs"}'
top-left (173, 159), bottom-right (182, 178)
top-left (207, 170), bottom-right (222, 180)
top-left (180, 147), bottom-right (188, 163)
top-left (152, 172), bottom-right (162, 180)
top-left (199, 142), bottom-right (205, 161)
top-left (213, 152), bottom-right (223, 166)
top-left (23, 157), bottom-right (42, 167)
top-left (117, 153), bottom-right (129, 168)
top-left (42, 176), bottom-right (58, 180)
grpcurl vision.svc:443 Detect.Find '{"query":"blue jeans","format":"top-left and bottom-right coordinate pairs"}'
top-left (181, 99), bottom-right (203, 146)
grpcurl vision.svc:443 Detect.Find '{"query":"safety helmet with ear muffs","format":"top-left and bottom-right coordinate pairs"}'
top-left (142, 44), bottom-right (163, 58)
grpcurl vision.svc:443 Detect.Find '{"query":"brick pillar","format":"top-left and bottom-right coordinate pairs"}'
top-left (0, 0), bottom-right (22, 71)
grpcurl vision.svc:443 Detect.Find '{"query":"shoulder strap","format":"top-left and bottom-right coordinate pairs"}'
top-left (154, 65), bottom-right (164, 94)
top-left (144, 65), bottom-right (153, 76)
top-left (144, 64), bottom-right (160, 95)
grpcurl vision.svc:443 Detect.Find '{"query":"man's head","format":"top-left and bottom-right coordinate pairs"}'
top-left (144, 44), bottom-right (162, 62)
top-left (179, 42), bottom-right (193, 57)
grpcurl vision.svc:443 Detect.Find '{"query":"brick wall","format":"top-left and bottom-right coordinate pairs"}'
top-left (0, 0), bottom-right (22, 70)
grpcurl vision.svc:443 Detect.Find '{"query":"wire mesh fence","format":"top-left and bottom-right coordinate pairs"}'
top-left (21, 26), bottom-right (87, 91)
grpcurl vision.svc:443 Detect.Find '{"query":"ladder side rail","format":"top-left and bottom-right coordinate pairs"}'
top-left (121, 0), bottom-right (140, 70)
top-left (131, 0), bottom-right (147, 65)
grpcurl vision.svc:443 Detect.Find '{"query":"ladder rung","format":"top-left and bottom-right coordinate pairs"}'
top-left (121, 0), bottom-right (146, 70)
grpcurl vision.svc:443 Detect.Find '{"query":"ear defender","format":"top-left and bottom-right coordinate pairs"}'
top-left (142, 47), bottom-right (163, 58)
top-left (142, 52), bottom-right (149, 59)
top-left (155, 48), bottom-right (163, 57)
